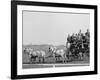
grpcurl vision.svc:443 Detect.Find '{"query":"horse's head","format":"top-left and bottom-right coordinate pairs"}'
top-left (49, 47), bottom-right (51, 52)
top-left (48, 46), bottom-right (53, 52)
top-left (23, 48), bottom-right (27, 53)
top-left (23, 48), bottom-right (26, 52)
top-left (23, 48), bottom-right (30, 55)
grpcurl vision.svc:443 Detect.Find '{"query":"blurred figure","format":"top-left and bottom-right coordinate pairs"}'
top-left (85, 29), bottom-right (90, 37)
top-left (66, 29), bottom-right (90, 60)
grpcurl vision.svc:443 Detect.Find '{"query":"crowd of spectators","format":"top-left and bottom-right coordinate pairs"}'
top-left (66, 29), bottom-right (90, 56)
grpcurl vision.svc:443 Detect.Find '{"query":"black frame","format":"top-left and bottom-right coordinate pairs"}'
top-left (11, 0), bottom-right (98, 79)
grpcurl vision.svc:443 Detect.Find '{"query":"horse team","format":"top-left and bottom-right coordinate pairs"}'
top-left (23, 46), bottom-right (67, 63)
top-left (23, 29), bottom-right (90, 64)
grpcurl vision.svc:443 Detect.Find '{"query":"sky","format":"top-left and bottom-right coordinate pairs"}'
top-left (23, 11), bottom-right (90, 46)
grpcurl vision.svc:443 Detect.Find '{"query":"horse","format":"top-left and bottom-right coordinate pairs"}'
top-left (49, 46), bottom-right (67, 63)
top-left (35, 50), bottom-right (46, 63)
top-left (23, 48), bottom-right (46, 63)
top-left (23, 48), bottom-right (37, 63)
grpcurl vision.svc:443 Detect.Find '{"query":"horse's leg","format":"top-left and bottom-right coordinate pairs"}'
top-left (40, 57), bottom-right (42, 64)
top-left (64, 54), bottom-right (67, 63)
top-left (65, 51), bottom-right (69, 63)
top-left (42, 57), bottom-right (44, 64)
top-left (64, 52), bottom-right (66, 63)
top-left (63, 57), bottom-right (65, 63)
top-left (31, 57), bottom-right (33, 63)
top-left (62, 57), bottom-right (64, 63)
top-left (54, 56), bottom-right (56, 63)
top-left (34, 57), bottom-right (36, 63)
top-left (39, 57), bottom-right (41, 64)
top-left (61, 55), bottom-right (64, 63)
top-left (67, 48), bottom-right (71, 62)
top-left (53, 54), bottom-right (56, 63)
top-left (39, 57), bottom-right (41, 63)
top-left (30, 57), bottom-right (32, 64)
top-left (42, 57), bottom-right (44, 63)
top-left (38, 57), bottom-right (40, 63)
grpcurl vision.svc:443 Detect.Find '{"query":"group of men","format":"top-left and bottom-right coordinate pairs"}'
top-left (66, 29), bottom-right (90, 57)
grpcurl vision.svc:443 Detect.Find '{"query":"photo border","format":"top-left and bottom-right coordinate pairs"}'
top-left (11, 0), bottom-right (98, 79)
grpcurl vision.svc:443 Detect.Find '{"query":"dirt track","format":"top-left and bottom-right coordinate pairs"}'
top-left (23, 60), bottom-right (89, 69)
